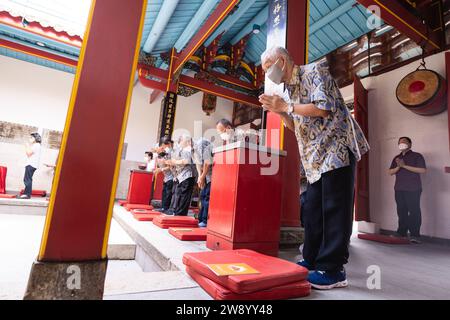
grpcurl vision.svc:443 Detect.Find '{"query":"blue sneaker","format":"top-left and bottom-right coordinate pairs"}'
top-left (296, 259), bottom-right (315, 271)
top-left (308, 269), bottom-right (348, 290)
top-left (198, 222), bottom-right (207, 228)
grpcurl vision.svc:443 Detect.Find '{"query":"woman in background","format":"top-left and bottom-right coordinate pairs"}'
top-left (17, 132), bottom-right (42, 199)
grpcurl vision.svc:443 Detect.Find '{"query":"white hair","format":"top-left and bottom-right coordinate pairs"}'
top-left (261, 46), bottom-right (293, 64)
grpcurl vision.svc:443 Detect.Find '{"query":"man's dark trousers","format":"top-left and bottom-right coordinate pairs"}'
top-left (23, 165), bottom-right (36, 197)
top-left (162, 179), bottom-right (174, 211)
top-left (174, 177), bottom-right (194, 216)
top-left (395, 190), bottom-right (422, 237)
top-left (302, 152), bottom-right (356, 272)
top-left (198, 182), bottom-right (211, 224)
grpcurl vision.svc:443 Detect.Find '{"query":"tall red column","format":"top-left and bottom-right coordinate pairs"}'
top-left (265, 0), bottom-right (309, 227)
top-left (25, 0), bottom-right (147, 300)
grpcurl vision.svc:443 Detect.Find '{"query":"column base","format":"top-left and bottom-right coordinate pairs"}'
top-left (23, 259), bottom-right (108, 300)
top-left (279, 227), bottom-right (304, 248)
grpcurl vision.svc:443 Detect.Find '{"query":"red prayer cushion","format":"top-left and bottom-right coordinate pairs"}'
top-left (182, 249), bottom-right (309, 294)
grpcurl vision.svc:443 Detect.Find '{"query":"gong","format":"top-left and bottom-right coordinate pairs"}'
top-left (396, 69), bottom-right (447, 116)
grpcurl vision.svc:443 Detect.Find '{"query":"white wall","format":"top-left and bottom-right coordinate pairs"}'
top-left (0, 55), bottom-right (234, 193)
top-left (342, 51), bottom-right (450, 240)
top-left (124, 84), bottom-right (234, 162)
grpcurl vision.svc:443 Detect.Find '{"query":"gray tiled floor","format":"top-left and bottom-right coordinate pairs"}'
top-left (1, 212), bottom-right (449, 300)
top-left (280, 237), bottom-right (450, 300)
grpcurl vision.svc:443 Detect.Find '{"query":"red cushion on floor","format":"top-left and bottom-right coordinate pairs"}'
top-left (132, 212), bottom-right (161, 221)
top-left (153, 221), bottom-right (199, 229)
top-left (124, 203), bottom-right (154, 211)
top-left (186, 267), bottom-right (310, 300)
top-left (358, 233), bottom-right (410, 244)
top-left (182, 249), bottom-right (309, 294)
top-left (0, 194), bottom-right (16, 199)
top-left (118, 200), bottom-right (128, 206)
top-left (131, 209), bottom-right (161, 215)
top-left (20, 189), bottom-right (47, 197)
top-left (153, 215), bottom-right (197, 224)
top-left (169, 227), bottom-right (207, 241)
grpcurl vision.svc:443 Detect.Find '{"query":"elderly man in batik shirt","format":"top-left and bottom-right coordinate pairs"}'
top-left (259, 46), bottom-right (370, 290)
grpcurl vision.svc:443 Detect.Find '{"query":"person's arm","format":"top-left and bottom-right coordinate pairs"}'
top-left (388, 166), bottom-right (401, 176)
top-left (259, 95), bottom-right (330, 119)
top-left (279, 112), bottom-right (295, 132)
top-left (25, 144), bottom-right (34, 157)
top-left (402, 165), bottom-right (427, 174)
top-left (397, 158), bottom-right (427, 174)
top-left (388, 158), bottom-right (400, 176)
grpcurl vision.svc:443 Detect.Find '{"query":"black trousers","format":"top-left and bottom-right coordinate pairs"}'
top-left (395, 190), bottom-right (422, 237)
top-left (162, 180), bottom-right (174, 210)
top-left (23, 165), bottom-right (36, 197)
top-left (173, 177), bottom-right (195, 216)
top-left (168, 180), bottom-right (179, 211)
top-left (199, 182), bottom-right (211, 224)
top-left (302, 153), bottom-right (356, 272)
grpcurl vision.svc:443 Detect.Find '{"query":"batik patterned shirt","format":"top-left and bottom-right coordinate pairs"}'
top-left (286, 60), bottom-right (370, 184)
top-left (193, 138), bottom-right (214, 184)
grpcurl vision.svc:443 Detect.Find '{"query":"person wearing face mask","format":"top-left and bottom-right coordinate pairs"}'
top-left (17, 133), bottom-right (42, 199)
top-left (192, 137), bottom-right (214, 228)
top-left (154, 137), bottom-right (175, 213)
top-left (165, 135), bottom-right (195, 216)
top-left (388, 137), bottom-right (426, 243)
top-left (259, 47), bottom-right (370, 290)
top-left (144, 151), bottom-right (155, 172)
top-left (216, 119), bottom-right (236, 144)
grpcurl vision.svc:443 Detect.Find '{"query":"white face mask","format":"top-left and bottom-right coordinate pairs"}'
top-left (164, 147), bottom-right (171, 153)
top-left (399, 143), bottom-right (410, 151)
top-left (267, 58), bottom-right (285, 85)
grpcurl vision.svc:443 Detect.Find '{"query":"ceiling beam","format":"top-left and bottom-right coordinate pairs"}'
top-left (356, 0), bottom-right (443, 51)
top-left (142, 0), bottom-right (180, 53)
top-left (309, 0), bottom-right (357, 34)
top-left (230, 5), bottom-right (269, 45)
top-left (172, 0), bottom-right (239, 75)
top-left (0, 37), bottom-right (77, 68)
top-left (138, 65), bottom-right (260, 106)
top-left (204, 0), bottom-right (257, 47)
top-left (174, 0), bottom-right (220, 52)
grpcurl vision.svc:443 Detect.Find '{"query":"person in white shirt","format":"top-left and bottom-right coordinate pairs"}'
top-left (17, 133), bottom-right (42, 199)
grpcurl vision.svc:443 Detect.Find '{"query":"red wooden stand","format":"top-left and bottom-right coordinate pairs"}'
top-left (152, 173), bottom-right (164, 201)
top-left (126, 170), bottom-right (153, 205)
top-left (207, 142), bottom-right (286, 256)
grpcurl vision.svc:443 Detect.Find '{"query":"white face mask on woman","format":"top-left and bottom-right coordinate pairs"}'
top-left (266, 58), bottom-right (286, 85)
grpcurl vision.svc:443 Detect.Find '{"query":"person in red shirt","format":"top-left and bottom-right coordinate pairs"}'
top-left (388, 137), bottom-right (427, 243)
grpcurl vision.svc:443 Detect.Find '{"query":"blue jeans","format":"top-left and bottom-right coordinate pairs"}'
top-left (199, 182), bottom-right (211, 224)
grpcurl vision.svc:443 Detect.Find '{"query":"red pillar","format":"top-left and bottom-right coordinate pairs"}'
top-left (265, 0), bottom-right (309, 227)
top-left (25, 0), bottom-right (147, 299)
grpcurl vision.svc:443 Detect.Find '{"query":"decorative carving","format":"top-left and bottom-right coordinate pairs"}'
top-left (232, 102), bottom-right (263, 128)
top-left (202, 93), bottom-right (217, 116)
top-left (177, 84), bottom-right (199, 97)
top-left (138, 52), bottom-right (157, 67)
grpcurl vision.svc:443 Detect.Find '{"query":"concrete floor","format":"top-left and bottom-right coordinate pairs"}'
top-left (0, 211), bottom-right (449, 300)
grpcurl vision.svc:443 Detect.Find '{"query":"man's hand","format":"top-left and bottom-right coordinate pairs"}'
top-left (396, 158), bottom-right (405, 168)
top-left (165, 159), bottom-right (175, 166)
top-left (258, 94), bottom-right (288, 114)
top-left (198, 175), bottom-right (206, 189)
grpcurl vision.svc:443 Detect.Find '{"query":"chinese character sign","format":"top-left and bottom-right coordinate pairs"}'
top-left (159, 92), bottom-right (178, 140)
